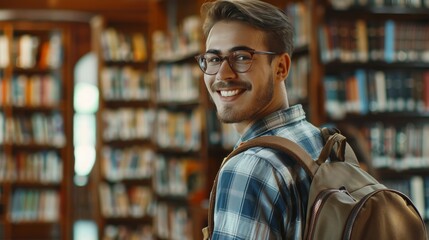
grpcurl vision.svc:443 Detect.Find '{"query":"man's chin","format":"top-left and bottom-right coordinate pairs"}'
top-left (217, 111), bottom-right (240, 124)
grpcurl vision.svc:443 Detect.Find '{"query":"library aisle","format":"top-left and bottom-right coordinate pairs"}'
top-left (1, 0), bottom-right (429, 239)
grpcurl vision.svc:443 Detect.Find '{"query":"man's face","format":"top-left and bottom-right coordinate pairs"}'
top-left (204, 21), bottom-right (279, 128)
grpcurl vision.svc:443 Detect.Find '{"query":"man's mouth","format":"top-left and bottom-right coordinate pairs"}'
top-left (220, 89), bottom-right (240, 97)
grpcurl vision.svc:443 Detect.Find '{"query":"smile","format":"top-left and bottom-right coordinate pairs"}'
top-left (220, 89), bottom-right (241, 97)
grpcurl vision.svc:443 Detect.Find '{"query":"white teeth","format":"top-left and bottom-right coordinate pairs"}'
top-left (220, 90), bottom-right (240, 97)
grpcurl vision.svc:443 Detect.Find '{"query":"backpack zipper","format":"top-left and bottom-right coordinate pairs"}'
top-left (307, 189), bottom-right (338, 239)
top-left (342, 190), bottom-right (377, 240)
top-left (307, 188), bottom-right (352, 239)
top-left (342, 189), bottom-right (418, 240)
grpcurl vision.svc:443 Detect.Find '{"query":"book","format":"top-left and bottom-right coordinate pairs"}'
top-left (355, 69), bottom-right (368, 114)
top-left (384, 20), bottom-right (395, 63)
top-left (0, 35), bottom-right (9, 68)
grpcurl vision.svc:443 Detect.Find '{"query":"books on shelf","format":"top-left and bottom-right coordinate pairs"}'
top-left (324, 70), bottom-right (429, 119)
top-left (329, 0), bottom-right (429, 9)
top-left (154, 203), bottom-right (192, 240)
top-left (14, 33), bottom-right (63, 69)
top-left (156, 109), bottom-right (201, 151)
top-left (38, 32), bottom-right (63, 69)
top-left (103, 224), bottom-right (153, 240)
top-left (152, 16), bottom-right (202, 62)
top-left (319, 19), bottom-right (429, 64)
top-left (3, 112), bottom-right (65, 147)
top-left (154, 155), bottom-right (204, 201)
top-left (10, 189), bottom-right (59, 222)
top-left (364, 122), bottom-right (429, 170)
top-left (101, 66), bottom-right (151, 101)
top-left (287, 55), bottom-right (309, 104)
top-left (155, 64), bottom-right (201, 103)
top-left (0, 150), bottom-right (63, 184)
top-left (102, 108), bottom-right (155, 142)
top-left (286, 2), bottom-right (310, 48)
top-left (99, 183), bottom-right (154, 218)
top-left (101, 146), bottom-right (154, 181)
top-left (101, 28), bottom-right (148, 62)
top-left (10, 74), bottom-right (62, 107)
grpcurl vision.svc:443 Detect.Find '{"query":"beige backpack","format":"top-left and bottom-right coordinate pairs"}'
top-left (203, 128), bottom-right (427, 239)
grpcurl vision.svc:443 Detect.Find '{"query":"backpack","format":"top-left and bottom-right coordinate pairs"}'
top-left (202, 128), bottom-right (427, 240)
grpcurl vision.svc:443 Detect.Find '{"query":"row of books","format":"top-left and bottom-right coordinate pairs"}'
top-left (287, 2), bottom-right (310, 48)
top-left (329, 0), bottom-right (429, 9)
top-left (12, 32), bottom-right (63, 69)
top-left (154, 156), bottom-right (204, 201)
top-left (0, 111), bottom-right (65, 147)
top-left (367, 122), bottom-right (429, 170)
top-left (152, 15), bottom-right (202, 62)
top-left (101, 146), bottom-right (154, 181)
top-left (10, 189), bottom-right (59, 222)
top-left (319, 19), bottom-right (429, 64)
top-left (99, 183), bottom-right (154, 218)
top-left (102, 108), bottom-right (155, 142)
top-left (156, 109), bottom-right (201, 151)
top-left (324, 70), bottom-right (429, 119)
top-left (101, 66), bottom-right (151, 101)
top-left (103, 224), bottom-right (153, 240)
top-left (156, 64), bottom-right (201, 103)
top-left (0, 151), bottom-right (62, 183)
top-left (382, 176), bottom-right (429, 220)
top-left (101, 28), bottom-right (148, 62)
top-left (287, 55), bottom-right (309, 104)
top-left (0, 74), bottom-right (61, 107)
top-left (155, 203), bottom-right (192, 240)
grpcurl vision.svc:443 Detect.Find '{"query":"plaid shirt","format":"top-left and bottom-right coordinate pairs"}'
top-left (212, 105), bottom-right (323, 240)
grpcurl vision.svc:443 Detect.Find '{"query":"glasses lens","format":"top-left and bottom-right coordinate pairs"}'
top-left (196, 50), bottom-right (254, 75)
top-left (199, 53), bottom-right (221, 75)
top-left (230, 50), bottom-right (253, 73)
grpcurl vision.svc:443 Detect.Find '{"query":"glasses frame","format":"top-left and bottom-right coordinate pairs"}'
top-left (194, 49), bottom-right (279, 75)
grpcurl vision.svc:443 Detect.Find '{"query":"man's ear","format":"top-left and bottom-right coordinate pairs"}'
top-left (275, 53), bottom-right (291, 81)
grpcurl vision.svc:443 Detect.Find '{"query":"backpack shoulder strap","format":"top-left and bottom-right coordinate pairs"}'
top-left (205, 135), bottom-right (319, 238)
top-left (225, 136), bottom-right (319, 177)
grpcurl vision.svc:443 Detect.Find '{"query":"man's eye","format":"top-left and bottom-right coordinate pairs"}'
top-left (233, 53), bottom-right (252, 62)
top-left (206, 56), bottom-right (221, 63)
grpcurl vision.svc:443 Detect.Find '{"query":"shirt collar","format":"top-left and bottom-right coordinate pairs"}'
top-left (235, 104), bottom-right (306, 148)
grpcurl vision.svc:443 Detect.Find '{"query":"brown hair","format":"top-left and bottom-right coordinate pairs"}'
top-left (201, 0), bottom-right (294, 57)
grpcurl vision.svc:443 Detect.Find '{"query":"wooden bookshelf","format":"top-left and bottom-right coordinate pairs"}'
top-left (315, 0), bottom-right (429, 222)
top-left (0, 11), bottom-right (91, 240)
top-left (91, 10), bottom-right (161, 239)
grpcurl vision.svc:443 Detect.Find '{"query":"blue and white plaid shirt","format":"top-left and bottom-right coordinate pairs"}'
top-left (212, 105), bottom-right (324, 240)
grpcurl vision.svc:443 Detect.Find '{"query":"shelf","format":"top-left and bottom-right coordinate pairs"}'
top-left (10, 222), bottom-right (61, 239)
top-left (324, 61), bottom-right (429, 73)
top-left (326, 7), bottom-right (429, 19)
top-left (103, 216), bottom-right (153, 224)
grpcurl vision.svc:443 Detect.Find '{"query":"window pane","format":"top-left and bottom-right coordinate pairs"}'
top-left (73, 114), bottom-right (96, 146)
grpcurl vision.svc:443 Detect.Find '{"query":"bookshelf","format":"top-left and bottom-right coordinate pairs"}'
top-left (151, 9), bottom-right (209, 239)
top-left (0, 13), bottom-right (88, 240)
top-left (91, 13), bottom-right (159, 240)
top-left (315, 0), bottom-right (429, 222)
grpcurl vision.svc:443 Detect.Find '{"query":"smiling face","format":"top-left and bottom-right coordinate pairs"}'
top-left (204, 20), bottom-right (290, 134)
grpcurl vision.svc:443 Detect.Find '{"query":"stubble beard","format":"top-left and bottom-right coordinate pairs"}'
top-left (216, 75), bottom-right (274, 124)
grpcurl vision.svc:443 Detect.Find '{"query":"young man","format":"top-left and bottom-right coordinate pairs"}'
top-left (195, 0), bottom-right (324, 239)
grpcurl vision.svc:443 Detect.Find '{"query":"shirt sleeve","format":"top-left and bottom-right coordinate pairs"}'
top-left (211, 150), bottom-right (303, 240)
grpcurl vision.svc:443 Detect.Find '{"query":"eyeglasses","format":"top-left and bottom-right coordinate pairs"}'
top-left (194, 49), bottom-right (279, 75)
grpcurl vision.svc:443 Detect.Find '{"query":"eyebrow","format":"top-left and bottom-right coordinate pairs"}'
top-left (206, 45), bottom-right (254, 55)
